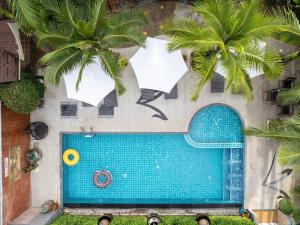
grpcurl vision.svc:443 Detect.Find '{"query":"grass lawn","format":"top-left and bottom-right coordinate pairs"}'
top-left (52, 215), bottom-right (254, 225)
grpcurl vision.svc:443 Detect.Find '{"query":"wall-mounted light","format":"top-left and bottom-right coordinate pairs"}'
top-left (196, 214), bottom-right (211, 225)
top-left (98, 214), bottom-right (113, 225)
top-left (148, 214), bottom-right (161, 225)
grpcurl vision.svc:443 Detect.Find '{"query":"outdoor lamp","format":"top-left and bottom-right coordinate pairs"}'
top-left (98, 214), bottom-right (113, 225)
top-left (196, 214), bottom-right (211, 225)
top-left (147, 214), bottom-right (161, 225)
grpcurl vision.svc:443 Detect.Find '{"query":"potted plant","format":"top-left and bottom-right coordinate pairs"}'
top-left (24, 148), bottom-right (42, 173)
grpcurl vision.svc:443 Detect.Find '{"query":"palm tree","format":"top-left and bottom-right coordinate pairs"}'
top-left (275, 11), bottom-right (300, 105)
top-left (163, 0), bottom-right (287, 100)
top-left (0, 0), bottom-right (47, 34)
top-left (2, 0), bottom-right (147, 94)
top-left (245, 116), bottom-right (300, 167)
top-left (37, 0), bottom-right (147, 93)
top-left (276, 10), bottom-right (300, 62)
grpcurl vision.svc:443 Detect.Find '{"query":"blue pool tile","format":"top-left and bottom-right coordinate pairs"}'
top-left (63, 105), bottom-right (244, 205)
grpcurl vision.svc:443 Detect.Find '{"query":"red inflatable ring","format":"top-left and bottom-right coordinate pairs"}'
top-left (93, 170), bottom-right (112, 188)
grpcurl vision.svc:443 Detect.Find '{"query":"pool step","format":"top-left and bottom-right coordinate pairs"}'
top-left (225, 148), bottom-right (244, 203)
top-left (183, 134), bottom-right (243, 149)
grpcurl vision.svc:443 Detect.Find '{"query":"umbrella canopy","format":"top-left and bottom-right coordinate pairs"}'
top-left (129, 37), bottom-right (188, 93)
top-left (63, 59), bottom-right (115, 106)
top-left (215, 41), bottom-right (266, 79)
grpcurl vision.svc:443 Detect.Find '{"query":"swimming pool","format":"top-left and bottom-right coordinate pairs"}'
top-left (62, 104), bottom-right (244, 207)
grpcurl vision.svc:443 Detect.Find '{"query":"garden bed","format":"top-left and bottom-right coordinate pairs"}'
top-left (52, 215), bottom-right (254, 225)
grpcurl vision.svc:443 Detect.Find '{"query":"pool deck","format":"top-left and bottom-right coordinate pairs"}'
top-left (30, 20), bottom-right (299, 212)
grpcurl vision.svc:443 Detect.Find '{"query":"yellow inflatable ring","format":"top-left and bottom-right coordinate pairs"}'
top-left (63, 149), bottom-right (80, 166)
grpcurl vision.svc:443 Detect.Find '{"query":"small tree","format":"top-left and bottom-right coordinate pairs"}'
top-left (0, 79), bottom-right (42, 114)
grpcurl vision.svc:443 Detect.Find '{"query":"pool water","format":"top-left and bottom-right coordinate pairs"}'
top-left (62, 105), bottom-right (244, 206)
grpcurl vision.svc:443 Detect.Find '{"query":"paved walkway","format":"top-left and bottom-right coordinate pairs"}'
top-left (9, 208), bottom-right (62, 225)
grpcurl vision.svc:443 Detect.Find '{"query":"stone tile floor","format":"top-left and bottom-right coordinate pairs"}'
top-left (10, 208), bottom-right (62, 225)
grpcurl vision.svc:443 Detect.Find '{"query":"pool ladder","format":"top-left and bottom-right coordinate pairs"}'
top-left (80, 127), bottom-right (95, 138)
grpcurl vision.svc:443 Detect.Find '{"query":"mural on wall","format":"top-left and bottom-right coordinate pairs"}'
top-left (9, 145), bottom-right (21, 181)
top-left (263, 149), bottom-right (292, 199)
top-left (136, 91), bottom-right (168, 120)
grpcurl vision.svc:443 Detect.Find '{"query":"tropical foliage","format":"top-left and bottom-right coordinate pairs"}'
top-left (278, 85), bottom-right (300, 105)
top-left (273, 10), bottom-right (300, 105)
top-left (163, 0), bottom-right (289, 100)
top-left (0, 76), bottom-right (44, 114)
top-left (2, 0), bottom-right (147, 94)
top-left (245, 116), bottom-right (300, 167)
top-left (276, 9), bottom-right (300, 61)
top-left (278, 198), bottom-right (295, 215)
top-left (52, 215), bottom-right (254, 225)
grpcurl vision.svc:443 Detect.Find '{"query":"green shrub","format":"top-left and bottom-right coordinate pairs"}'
top-left (51, 215), bottom-right (254, 225)
top-left (210, 216), bottom-right (254, 225)
top-left (278, 198), bottom-right (295, 215)
top-left (292, 209), bottom-right (300, 223)
top-left (21, 71), bottom-right (45, 98)
top-left (294, 185), bottom-right (300, 197)
top-left (0, 76), bottom-right (44, 114)
top-left (51, 215), bottom-right (98, 225)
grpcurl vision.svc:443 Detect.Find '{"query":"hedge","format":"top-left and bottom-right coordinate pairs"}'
top-left (0, 73), bottom-right (44, 114)
top-left (51, 215), bottom-right (254, 225)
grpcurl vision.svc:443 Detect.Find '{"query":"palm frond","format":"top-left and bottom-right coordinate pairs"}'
top-left (245, 119), bottom-right (300, 142)
top-left (36, 21), bottom-right (72, 47)
top-left (276, 9), bottom-right (300, 47)
top-left (76, 54), bottom-right (94, 90)
top-left (163, 18), bottom-right (203, 38)
top-left (39, 44), bottom-right (79, 65)
top-left (237, 5), bottom-right (285, 41)
top-left (109, 9), bottom-right (147, 31)
top-left (65, 0), bottom-right (87, 37)
top-left (191, 51), bottom-right (218, 100)
top-left (7, 0), bottom-right (46, 32)
top-left (241, 44), bottom-right (284, 80)
top-left (193, 0), bottom-right (225, 38)
top-left (221, 53), bottom-right (253, 100)
top-left (97, 50), bottom-right (126, 95)
top-left (168, 34), bottom-right (224, 52)
top-left (0, 7), bottom-right (14, 19)
top-left (89, 0), bottom-right (107, 34)
top-left (44, 50), bottom-right (83, 85)
top-left (229, 0), bottom-right (264, 40)
top-left (278, 143), bottom-right (300, 166)
top-left (102, 29), bottom-right (146, 47)
top-left (278, 85), bottom-right (300, 105)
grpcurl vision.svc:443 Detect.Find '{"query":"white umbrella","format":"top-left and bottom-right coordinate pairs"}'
top-left (129, 37), bottom-right (188, 93)
top-left (63, 59), bottom-right (115, 106)
top-left (215, 41), bottom-right (266, 78)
